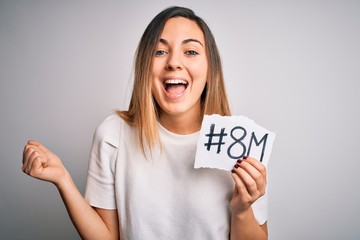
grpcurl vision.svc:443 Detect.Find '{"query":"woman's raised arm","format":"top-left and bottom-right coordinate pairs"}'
top-left (22, 140), bottom-right (119, 240)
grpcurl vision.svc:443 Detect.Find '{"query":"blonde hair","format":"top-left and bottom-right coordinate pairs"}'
top-left (117, 6), bottom-right (231, 155)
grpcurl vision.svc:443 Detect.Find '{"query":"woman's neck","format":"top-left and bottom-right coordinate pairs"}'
top-left (159, 110), bottom-right (203, 135)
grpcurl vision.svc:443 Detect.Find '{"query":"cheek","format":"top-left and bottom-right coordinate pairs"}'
top-left (192, 64), bottom-right (208, 87)
top-left (189, 58), bottom-right (208, 78)
top-left (150, 77), bottom-right (159, 98)
top-left (151, 81), bottom-right (160, 99)
top-left (152, 57), bottom-right (166, 72)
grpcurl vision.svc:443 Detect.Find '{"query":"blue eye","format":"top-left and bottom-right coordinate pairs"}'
top-left (155, 50), bottom-right (166, 56)
top-left (186, 50), bottom-right (198, 56)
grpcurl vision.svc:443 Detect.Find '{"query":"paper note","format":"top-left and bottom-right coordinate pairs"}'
top-left (194, 114), bottom-right (276, 171)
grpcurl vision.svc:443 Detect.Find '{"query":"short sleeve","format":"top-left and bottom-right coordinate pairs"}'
top-left (84, 115), bottom-right (121, 209)
top-left (252, 189), bottom-right (268, 225)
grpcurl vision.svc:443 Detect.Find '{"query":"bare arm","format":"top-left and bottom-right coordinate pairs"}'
top-left (22, 140), bottom-right (119, 240)
top-left (229, 157), bottom-right (268, 240)
top-left (230, 209), bottom-right (268, 240)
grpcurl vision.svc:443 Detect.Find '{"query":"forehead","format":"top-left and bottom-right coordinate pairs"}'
top-left (160, 17), bottom-right (205, 43)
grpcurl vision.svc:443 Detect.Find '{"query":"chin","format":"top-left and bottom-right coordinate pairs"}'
top-left (162, 107), bottom-right (188, 116)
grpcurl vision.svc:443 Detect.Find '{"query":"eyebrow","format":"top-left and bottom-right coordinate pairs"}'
top-left (159, 38), bottom-right (204, 47)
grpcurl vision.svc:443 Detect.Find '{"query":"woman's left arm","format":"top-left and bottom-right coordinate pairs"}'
top-left (230, 157), bottom-right (268, 240)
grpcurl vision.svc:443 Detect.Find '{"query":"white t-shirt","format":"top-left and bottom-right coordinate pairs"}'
top-left (85, 115), bottom-right (267, 240)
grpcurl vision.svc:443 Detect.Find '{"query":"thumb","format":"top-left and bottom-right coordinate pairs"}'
top-left (32, 154), bottom-right (48, 175)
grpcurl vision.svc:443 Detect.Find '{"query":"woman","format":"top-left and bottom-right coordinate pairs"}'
top-left (22, 6), bottom-right (268, 240)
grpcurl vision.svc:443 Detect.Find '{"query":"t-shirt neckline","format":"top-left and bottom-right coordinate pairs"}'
top-left (157, 121), bottom-right (200, 139)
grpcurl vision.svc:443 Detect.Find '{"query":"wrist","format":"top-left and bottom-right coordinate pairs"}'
top-left (231, 207), bottom-right (253, 221)
top-left (53, 170), bottom-right (73, 190)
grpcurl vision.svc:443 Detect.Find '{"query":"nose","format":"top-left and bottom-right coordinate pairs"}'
top-left (165, 52), bottom-right (182, 71)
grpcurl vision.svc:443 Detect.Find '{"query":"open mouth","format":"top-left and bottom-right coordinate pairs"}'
top-left (163, 79), bottom-right (189, 96)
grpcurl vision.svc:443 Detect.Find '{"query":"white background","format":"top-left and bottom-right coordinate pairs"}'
top-left (1, 0), bottom-right (359, 239)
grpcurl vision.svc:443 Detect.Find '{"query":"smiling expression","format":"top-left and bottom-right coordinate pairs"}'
top-left (151, 17), bottom-right (208, 122)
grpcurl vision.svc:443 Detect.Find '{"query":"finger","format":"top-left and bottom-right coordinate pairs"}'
top-left (22, 145), bottom-right (37, 170)
top-left (240, 161), bottom-right (266, 185)
top-left (28, 140), bottom-right (50, 153)
top-left (24, 149), bottom-right (37, 173)
top-left (22, 145), bottom-right (28, 168)
top-left (231, 170), bottom-right (251, 200)
top-left (26, 150), bottom-right (45, 174)
top-left (23, 141), bottom-right (49, 170)
top-left (27, 140), bottom-right (41, 146)
top-left (23, 144), bottom-right (31, 165)
top-left (233, 165), bottom-right (259, 197)
top-left (240, 158), bottom-right (267, 193)
top-left (244, 157), bottom-right (267, 179)
top-left (23, 144), bottom-right (40, 164)
top-left (29, 154), bottom-right (47, 177)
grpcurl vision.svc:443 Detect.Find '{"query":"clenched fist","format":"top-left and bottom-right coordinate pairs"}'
top-left (22, 140), bottom-right (68, 186)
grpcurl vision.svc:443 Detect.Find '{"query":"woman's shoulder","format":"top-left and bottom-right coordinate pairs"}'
top-left (97, 114), bottom-right (123, 131)
top-left (93, 114), bottom-right (124, 148)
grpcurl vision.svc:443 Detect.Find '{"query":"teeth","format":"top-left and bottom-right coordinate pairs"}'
top-left (164, 79), bottom-right (188, 85)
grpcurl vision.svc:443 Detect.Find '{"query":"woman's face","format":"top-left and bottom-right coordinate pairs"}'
top-left (151, 17), bottom-right (208, 121)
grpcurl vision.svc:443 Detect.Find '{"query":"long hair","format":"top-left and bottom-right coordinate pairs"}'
top-left (117, 6), bottom-right (231, 155)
